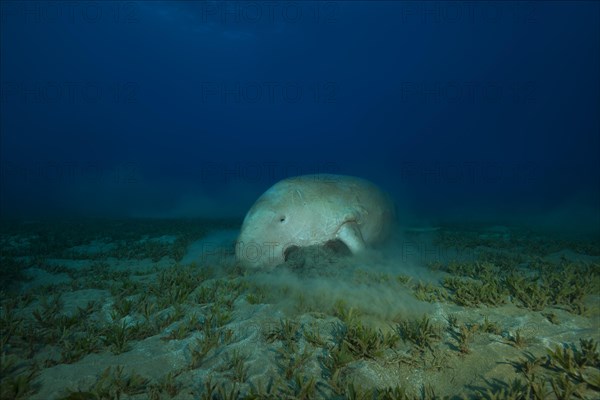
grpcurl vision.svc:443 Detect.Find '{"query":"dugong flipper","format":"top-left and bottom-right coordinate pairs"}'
top-left (235, 174), bottom-right (395, 268)
top-left (336, 222), bottom-right (366, 253)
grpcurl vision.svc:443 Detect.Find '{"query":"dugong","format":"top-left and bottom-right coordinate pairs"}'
top-left (235, 174), bottom-right (395, 268)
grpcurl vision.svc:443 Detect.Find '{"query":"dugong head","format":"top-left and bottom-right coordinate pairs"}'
top-left (235, 174), bottom-right (395, 268)
top-left (235, 180), bottom-right (320, 268)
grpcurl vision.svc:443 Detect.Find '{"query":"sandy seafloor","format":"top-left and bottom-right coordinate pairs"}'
top-left (0, 219), bottom-right (599, 399)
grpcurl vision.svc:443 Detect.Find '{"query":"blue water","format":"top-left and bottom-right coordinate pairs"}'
top-left (1, 3), bottom-right (600, 398)
top-left (1, 1), bottom-right (599, 228)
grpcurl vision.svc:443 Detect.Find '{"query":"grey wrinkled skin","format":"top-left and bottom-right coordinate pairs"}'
top-left (235, 174), bottom-right (396, 268)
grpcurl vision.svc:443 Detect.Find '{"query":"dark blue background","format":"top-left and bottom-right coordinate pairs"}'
top-left (1, 1), bottom-right (599, 230)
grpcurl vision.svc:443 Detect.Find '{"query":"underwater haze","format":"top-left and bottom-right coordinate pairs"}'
top-left (1, 1), bottom-right (598, 228)
top-left (1, 2), bottom-right (600, 399)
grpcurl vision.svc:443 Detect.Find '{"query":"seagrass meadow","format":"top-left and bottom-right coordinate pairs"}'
top-left (0, 218), bottom-right (598, 399)
top-left (3, 2), bottom-right (600, 399)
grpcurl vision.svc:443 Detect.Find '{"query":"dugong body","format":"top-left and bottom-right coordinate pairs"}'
top-left (235, 174), bottom-right (395, 268)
